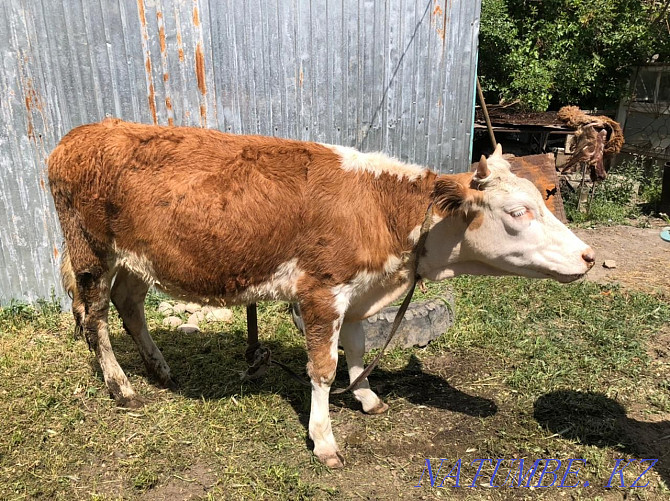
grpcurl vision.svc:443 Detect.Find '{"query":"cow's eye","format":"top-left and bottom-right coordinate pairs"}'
top-left (509, 207), bottom-right (527, 218)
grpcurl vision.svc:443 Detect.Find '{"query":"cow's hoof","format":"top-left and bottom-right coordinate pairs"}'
top-left (118, 395), bottom-right (147, 409)
top-left (364, 400), bottom-right (389, 415)
top-left (160, 376), bottom-right (179, 391)
top-left (318, 451), bottom-right (345, 469)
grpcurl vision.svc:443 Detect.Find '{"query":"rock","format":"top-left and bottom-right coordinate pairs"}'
top-left (162, 316), bottom-right (183, 328)
top-left (205, 307), bottom-right (234, 323)
top-left (184, 302), bottom-right (202, 314)
top-left (173, 303), bottom-right (187, 314)
top-left (158, 302), bottom-right (173, 315)
top-left (177, 323), bottom-right (200, 334)
top-left (290, 294), bottom-right (455, 350)
top-left (603, 260), bottom-right (617, 269)
top-left (201, 306), bottom-right (215, 314)
top-left (188, 311), bottom-right (206, 325)
top-left (362, 296), bottom-right (455, 349)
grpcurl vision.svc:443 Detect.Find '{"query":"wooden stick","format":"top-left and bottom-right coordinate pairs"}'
top-left (477, 77), bottom-right (497, 150)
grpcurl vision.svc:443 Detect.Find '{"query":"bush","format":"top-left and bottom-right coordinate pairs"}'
top-left (562, 155), bottom-right (664, 224)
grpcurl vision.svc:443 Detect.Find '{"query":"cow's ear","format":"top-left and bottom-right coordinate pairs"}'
top-left (432, 176), bottom-right (468, 215)
top-left (493, 143), bottom-right (503, 157)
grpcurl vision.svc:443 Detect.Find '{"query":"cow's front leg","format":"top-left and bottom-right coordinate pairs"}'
top-left (340, 321), bottom-right (389, 414)
top-left (301, 292), bottom-right (345, 468)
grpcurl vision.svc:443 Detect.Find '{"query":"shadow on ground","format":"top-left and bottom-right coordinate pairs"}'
top-left (94, 325), bottom-right (497, 436)
top-left (534, 390), bottom-right (670, 487)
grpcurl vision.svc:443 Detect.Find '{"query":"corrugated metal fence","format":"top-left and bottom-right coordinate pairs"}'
top-left (0, 0), bottom-right (481, 303)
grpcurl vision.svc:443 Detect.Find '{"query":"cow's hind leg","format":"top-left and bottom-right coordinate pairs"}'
top-left (111, 268), bottom-right (176, 390)
top-left (78, 266), bottom-right (143, 408)
top-left (53, 192), bottom-right (140, 407)
top-left (339, 321), bottom-right (388, 414)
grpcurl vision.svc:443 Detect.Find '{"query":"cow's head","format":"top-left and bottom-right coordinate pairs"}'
top-left (422, 145), bottom-right (595, 283)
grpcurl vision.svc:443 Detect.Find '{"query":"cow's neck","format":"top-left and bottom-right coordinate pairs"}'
top-left (342, 170), bottom-right (459, 320)
top-left (417, 201), bottom-right (511, 281)
top-left (368, 170), bottom-right (438, 255)
top-left (406, 172), bottom-right (485, 282)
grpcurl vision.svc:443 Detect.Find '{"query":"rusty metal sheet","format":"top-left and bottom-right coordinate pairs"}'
top-left (508, 154), bottom-right (567, 223)
top-left (470, 153), bottom-right (567, 222)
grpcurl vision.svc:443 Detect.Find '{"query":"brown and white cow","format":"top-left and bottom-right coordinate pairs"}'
top-left (48, 119), bottom-right (594, 468)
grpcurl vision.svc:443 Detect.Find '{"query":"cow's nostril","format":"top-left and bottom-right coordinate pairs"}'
top-left (582, 248), bottom-right (596, 265)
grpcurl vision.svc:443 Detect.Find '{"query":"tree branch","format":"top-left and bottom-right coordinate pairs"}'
top-left (650, 0), bottom-right (670, 29)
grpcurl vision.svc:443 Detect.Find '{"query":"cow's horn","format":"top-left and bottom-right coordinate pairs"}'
top-left (476, 155), bottom-right (491, 180)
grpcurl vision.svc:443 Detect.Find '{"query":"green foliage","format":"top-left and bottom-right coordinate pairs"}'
top-left (639, 161), bottom-right (666, 211)
top-left (145, 288), bottom-right (172, 308)
top-left (562, 155), bottom-right (664, 224)
top-left (479, 0), bottom-right (670, 110)
top-left (0, 293), bottom-right (62, 331)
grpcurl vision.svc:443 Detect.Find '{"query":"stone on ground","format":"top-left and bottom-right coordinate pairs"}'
top-left (162, 316), bottom-right (183, 328)
top-left (205, 308), bottom-right (234, 323)
top-left (158, 302), bottom-right (173, 315)
top-left (177, 323), bottom-right (200, 334)
top-left (188, 311), bottom-right (206, 325)
top-left (185, 302), bottom-right (202, 314)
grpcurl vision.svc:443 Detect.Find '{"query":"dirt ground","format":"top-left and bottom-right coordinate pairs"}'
top-left (574, 221), bottom-right (670, 295)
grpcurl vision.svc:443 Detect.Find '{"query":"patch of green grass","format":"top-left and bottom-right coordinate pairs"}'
top-left (429, 277), bottom-right (668, 397)
top-left (563, 156), bottom-right (665, 225)
top-left (566, 196), bottom-right (636, 225)
top-left (133, 469), bottom-right (160, 491)
top-left (145, 288), bottom-right (172, 309)
top-left (0, 293), bottom-right (62, 332)
top-left (1, 277), bottom-right (668, 499)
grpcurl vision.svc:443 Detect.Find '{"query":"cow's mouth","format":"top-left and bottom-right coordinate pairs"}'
top-left (526, 260), bottom-right (592, 283)
top-left (550, 271), bottom-right (588, 283)
top-left (520, 266), bottom-right (589, 283)
top-left (507, 264), bottom-right (589, 283)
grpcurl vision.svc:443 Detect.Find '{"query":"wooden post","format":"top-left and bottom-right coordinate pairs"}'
top-left (476, 77), bottom-right (497, 151)
top-left (245, 304), bottom-right (259, 365)
top-left (576, 163), bottom-right (589, 213)
top-left (660, 162), bottom-right (670, 215)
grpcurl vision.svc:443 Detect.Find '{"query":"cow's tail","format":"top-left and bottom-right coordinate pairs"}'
top-left (60, 245), bottom-right (76, 299)
top-left (61, 245), bottom-right (85, 339)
